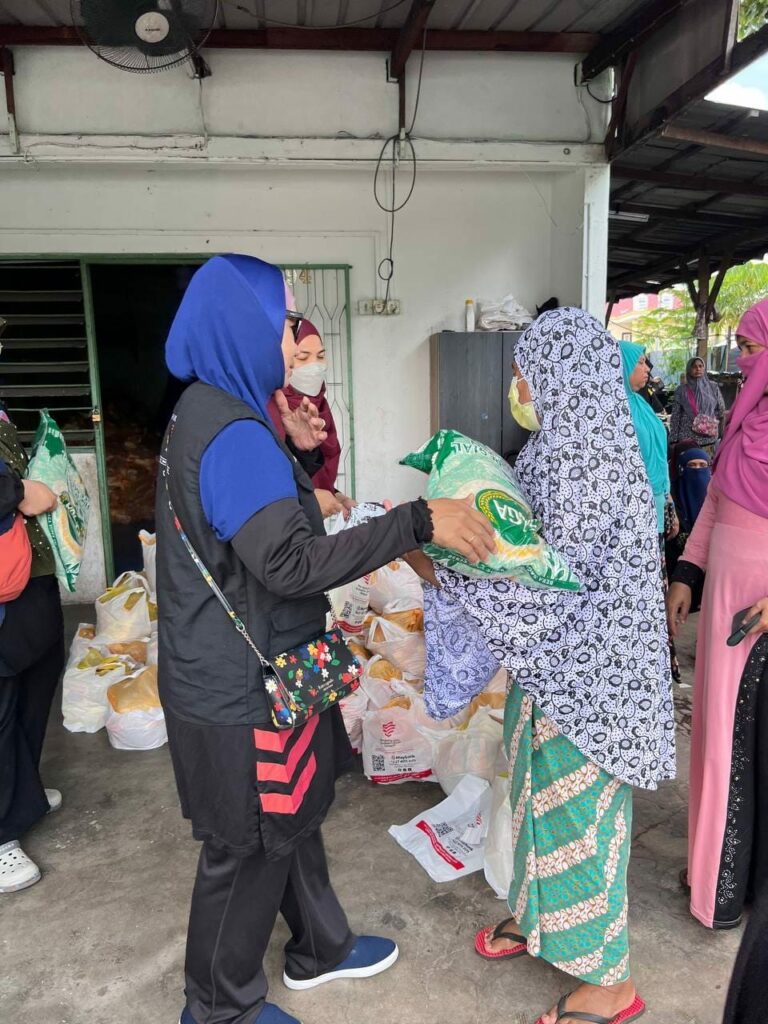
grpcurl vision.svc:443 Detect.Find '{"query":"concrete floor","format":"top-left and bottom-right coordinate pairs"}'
top-left (1, 610), bottom-right (742, 1024)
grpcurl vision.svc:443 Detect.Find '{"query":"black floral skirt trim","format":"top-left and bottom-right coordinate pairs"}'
top-left (714, 635), bottom-right (768, 927)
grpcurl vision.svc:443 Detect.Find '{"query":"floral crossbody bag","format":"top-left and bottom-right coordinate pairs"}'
top-left (160, 418), bottom-right (362, 731)
top-left (687, 387), bottom-right (719, 439)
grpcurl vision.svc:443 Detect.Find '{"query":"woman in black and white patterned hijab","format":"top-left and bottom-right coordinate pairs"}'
top-left (428, 307), bottom-right (675, 1024)
top-left (435, 306), bottom-right (675, 789)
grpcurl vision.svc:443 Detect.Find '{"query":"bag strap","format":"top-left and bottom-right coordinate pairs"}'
top-left (687, 386), bottom-right (699, 418)
top-left (160, 415), bottom-right (336, 670)
top-left (160, 415), bottom-right (273, 668)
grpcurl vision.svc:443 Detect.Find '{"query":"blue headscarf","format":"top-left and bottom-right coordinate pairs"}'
top-left (166, 255), bottom-right (298, 542)
top-left (620, 340), bottom-right (670, 534)
top-left (166, 254), bottom-right (286, 420)
top-left (675, 446), bottom-right (711, 534)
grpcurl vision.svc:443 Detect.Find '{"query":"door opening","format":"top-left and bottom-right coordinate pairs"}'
top-left (90, 263), bottom-right (195, 576)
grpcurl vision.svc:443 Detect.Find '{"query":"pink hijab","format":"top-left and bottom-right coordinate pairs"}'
top-left (712, 298), bottom-right (768, 518)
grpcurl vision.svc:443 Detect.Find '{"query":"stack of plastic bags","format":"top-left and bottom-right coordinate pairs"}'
top-left (62, 532), bottom-right (164, 751)
top-left (332, 557), bottom-right (507, 792)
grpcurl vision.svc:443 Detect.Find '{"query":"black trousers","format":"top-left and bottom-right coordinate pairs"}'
top-left (185, 828), bottom-right (355, 1024)
top-left (0, 630), bottom-right (64, 845)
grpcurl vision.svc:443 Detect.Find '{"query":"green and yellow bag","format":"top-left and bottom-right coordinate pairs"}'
top-left (401, 430), bottom-right (579, 591)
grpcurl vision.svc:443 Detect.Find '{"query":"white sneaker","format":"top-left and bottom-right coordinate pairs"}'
top-left (45, 788), bottom-right (62, 813)
top-left (0, 841), bottom-right (41, 893)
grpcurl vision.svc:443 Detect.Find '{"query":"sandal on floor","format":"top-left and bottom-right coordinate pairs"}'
top-left (679, 867), bottom-right (690, 892)
top-left (535, 993), bottom-right (646, 1024)
top-left (474, 917), bottom-right (527, 961)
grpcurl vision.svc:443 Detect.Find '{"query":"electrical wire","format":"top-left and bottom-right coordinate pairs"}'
top-left (585, 82), bottom-right (618, 105)
top-left (196, 76), bottom-right (210, 147)
top-left (372, 26), bottom-right (428, 303)
top-left (224, 0), bottom-right (411, 29)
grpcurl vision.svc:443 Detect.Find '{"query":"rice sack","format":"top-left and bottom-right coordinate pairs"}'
top-left (27, 410), bottom-right (90, 592)
top-left (401, 430), bottom-right (579, 590)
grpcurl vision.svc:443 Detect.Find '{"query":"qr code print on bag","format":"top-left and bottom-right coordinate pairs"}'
top-left (371, 755), bottom-right (385, 772)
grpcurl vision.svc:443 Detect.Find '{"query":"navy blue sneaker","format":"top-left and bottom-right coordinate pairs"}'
top-left (283, 935), bottom-right (399, 991)
top-left (180, 1003), bottom-right (302, 1024)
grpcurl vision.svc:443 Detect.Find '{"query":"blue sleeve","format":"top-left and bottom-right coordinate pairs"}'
top-left (200, 420), bottom-right (298, 542)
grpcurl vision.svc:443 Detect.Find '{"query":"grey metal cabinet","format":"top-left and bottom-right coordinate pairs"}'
top-left (430, 330), bottom-right (528, 458)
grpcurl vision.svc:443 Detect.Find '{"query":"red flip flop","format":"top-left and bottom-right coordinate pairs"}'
top-left (474, 918), bottom-right (528, 961)
top-left (535, 993), bottom-right (646, 1024)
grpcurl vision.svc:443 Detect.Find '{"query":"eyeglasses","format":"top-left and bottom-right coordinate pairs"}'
top-left (286, 311), bottom-right (303, 340)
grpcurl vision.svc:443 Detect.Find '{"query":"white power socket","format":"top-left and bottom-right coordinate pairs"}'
top-left (357, 298), bottom-right (402, 316)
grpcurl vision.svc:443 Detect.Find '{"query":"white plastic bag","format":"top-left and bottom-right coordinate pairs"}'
top-left (106, 707), bottom-right (167, 751)
top-left (95, 572), bottom-right (156, 642)
top-left (369, 561), bottom-right (423, 614)
top-left (362, 700), bottom-right (436, 785)
top-left (329, 574), bottom-right (372, 635)
top-left (339, 686), bottom-right (369, 754)
top-left (367, 616), bottom-right (426, 678)
top-left (388, 774), bottom-right (493, 882)
top-left (477, 294), bottom-right (534, 332)
top-left (139, 530), bottom-right (157, 595)
top-left (62, 649), bottom-right (140, 733)
top-left (67, 623), bottom-right (98, 669)
top-left (484, 771), bottom-right (514, 899)
top-left (431, 709), bottom-right (505, 795)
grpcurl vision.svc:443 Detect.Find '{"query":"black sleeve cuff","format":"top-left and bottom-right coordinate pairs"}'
top-left (410, 498), bottom-right (434, 545)
top-left (671, 559), bottom-right (705, 590)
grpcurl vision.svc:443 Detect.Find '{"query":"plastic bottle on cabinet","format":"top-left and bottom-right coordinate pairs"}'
top-left (465, 299), bottom-right (475, 332)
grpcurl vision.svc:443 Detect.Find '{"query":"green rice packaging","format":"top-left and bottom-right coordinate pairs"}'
top-left (27, 410), bottom-right (90, 592)
top-left (401, 430), bottom-right (579, 591)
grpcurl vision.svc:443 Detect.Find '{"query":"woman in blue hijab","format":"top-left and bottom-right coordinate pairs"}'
top-left (157, 254), bottom-right (494, 1024)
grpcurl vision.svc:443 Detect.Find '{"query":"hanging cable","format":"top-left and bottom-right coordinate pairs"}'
top-left (372, 26), bottom-right (428, 303)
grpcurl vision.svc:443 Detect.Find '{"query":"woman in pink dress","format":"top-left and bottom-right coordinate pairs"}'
top-left (667, 298), bottom-right (768, 930)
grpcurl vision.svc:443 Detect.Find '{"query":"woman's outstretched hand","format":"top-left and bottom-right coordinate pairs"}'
top-left (274, 390), bottom-right (328, 451)
top-left (667, 581), bottom-right (692, 638)
top-left (427, 496), bottom-right (495, 564)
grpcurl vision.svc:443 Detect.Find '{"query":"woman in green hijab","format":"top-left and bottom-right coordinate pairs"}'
top-left (621, 340), bottom-right (680, 683)
top-left (620, 341), bottom-right (671, 536)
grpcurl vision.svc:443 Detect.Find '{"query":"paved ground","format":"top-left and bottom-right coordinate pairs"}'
top-left (1, 610), bottom-right (742, 1024)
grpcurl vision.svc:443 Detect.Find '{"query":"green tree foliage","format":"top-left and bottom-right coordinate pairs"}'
top-left (739, 0), bottom-right (768, 40)
top-left (627, 262), bottom-right (768, 375)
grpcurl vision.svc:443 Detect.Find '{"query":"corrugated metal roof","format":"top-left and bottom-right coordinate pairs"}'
top-left (608, 94), bottom-right (768, 298)
top-left (0, 0), bottom-right (647, 33)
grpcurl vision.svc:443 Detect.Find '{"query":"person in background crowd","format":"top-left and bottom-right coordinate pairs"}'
top-left (667, 297), bottom-right (768, 930)
top-left (666, 446), bottom-right (712, 584)
top-left (669, 356), bottom-right (725, 451)
top-left (269, 317), bottom-right (352, 519)
top-left (620, 342), bottom-right (680, 682)
top-left (157, 254), bottom-right (494, 1024)
top-left (0, 388), bottom-right (64, 894)
top-left (417, 309), bottom-right (673, 1024)
top-left (638, 357), bottom-right (667, 415)
top-left (673, 447), bottom-right (712, 536)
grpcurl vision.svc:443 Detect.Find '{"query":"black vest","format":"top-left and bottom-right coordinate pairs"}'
top-left (156, 382), bottom-right (328, 726)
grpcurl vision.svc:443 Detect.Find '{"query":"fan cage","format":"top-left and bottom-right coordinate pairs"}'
top-left (71, 0), bottom-right (218, 74)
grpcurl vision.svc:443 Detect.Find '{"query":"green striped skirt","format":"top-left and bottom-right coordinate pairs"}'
top-left (505, 681), bottom-right (633, 986)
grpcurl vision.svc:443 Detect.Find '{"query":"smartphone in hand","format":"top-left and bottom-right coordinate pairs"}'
top-left (727, 607), bottom-right (762, 647)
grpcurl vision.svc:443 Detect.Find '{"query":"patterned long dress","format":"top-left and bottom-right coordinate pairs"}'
top-left (505, 681), bottom-right (632, 985)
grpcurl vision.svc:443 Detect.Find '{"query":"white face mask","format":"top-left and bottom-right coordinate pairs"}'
top-left (290, 361), bottom-right (327, 397)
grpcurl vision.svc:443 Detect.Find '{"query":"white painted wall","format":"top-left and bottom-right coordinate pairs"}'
top-left (0, 47), bottom-right (611, 506)
top-left (8, 48), bottom-right (610, 144)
